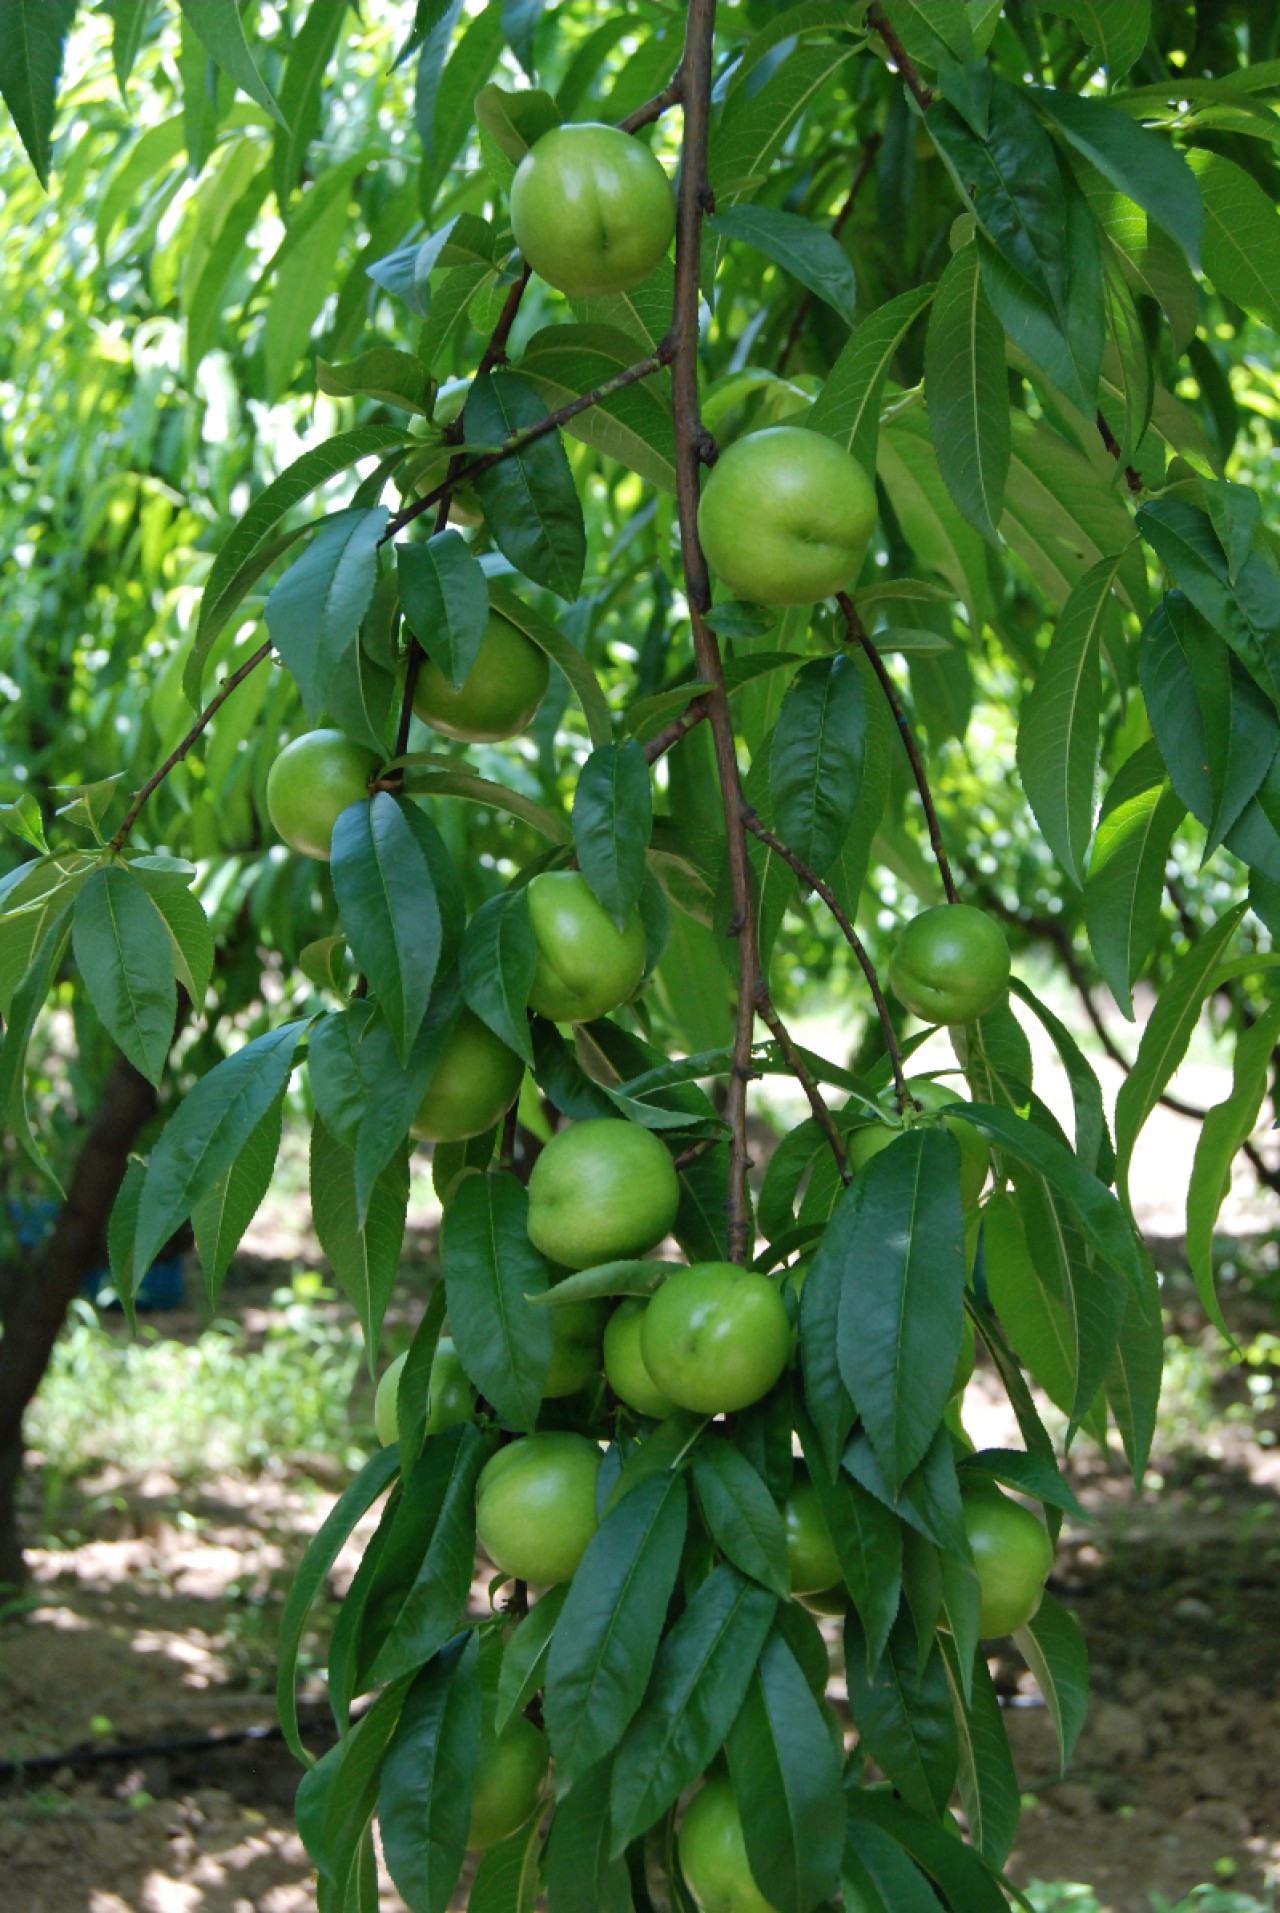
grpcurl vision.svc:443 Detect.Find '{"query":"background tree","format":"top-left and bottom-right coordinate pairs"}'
top-left (2, 0), bottom-right (1280, 1907)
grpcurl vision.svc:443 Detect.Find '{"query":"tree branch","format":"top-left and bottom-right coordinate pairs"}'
top-left (754, 990), bottom-right (852, 1182)
top-left (619, 68), bottom-right (686, 134)
top-left (110, 639), bottom-right (275, 852)
top-left (778, 136), bottom-right (881, 375)
top-left (838, 591), bottom-right (960, 904)
top-left (741, 806), bottom-right (910, 1105)
top-left (670, 0), bottom-right (761, 1262)
top-left (866, 4), bottom-right (934, 108)
top-left (642, 693), bottom-right (711, 765)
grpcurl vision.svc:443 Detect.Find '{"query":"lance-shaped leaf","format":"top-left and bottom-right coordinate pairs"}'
top-left (398, 529), bottom-right (490, 691)
top-left (691, 1437), bottom-right (790, 1599)
top-left (331, 793), bottom-right (442, 1062)
top-left (311, 1120), bottom-right (410, 1366)
top-left (572, 739), bottom-right (653, 930)
top-left (544, 1468), bottom-right (687, 1788)
top-left (610, 1563), bottom-right (775, 1850)
top-left (844, 1609), bottom-right (957, 1818)
top-left (796, 1412), bottom-right (903, 1673)
top-left (1014, 1588), bottom-right (1089, 1775)
top-left (939, 1634), bottom-right (1020, 1868)
top-left (265, 505), bottom-right (388, 721)
top-left (297, 1677), bottom-right (412, 1908)
top-left (460, 889), bottom-right (537, 1066)
top-left (495, 1584), bottom-right (568, 1734)
top-left (192, 1090), bottom-right (285, 1304)
top-left (1105, 1239), bottom-right (1163, 1486)
top-left (924, 242), bottom-right (1008, 544)
top-left (179, 0), bottom-right (288, 127)
top-left (543, 1758), bottom-right (632, 1913)
top-left (768, 655), bottom-right (866, 879)
top-left (72, 866), bottom-right (177, 1088)
top-left (1187, 1000), bottom-right (1280, 1339)
top-left (1084, 742), bottom-right (1186, 1019)
top-left (131, 1020), bottom-right (310, 1289)
top-left (1017, 557), bottom-right (1126, 886)
top-left (0, 0), bottom-right (76, 188)
top-left (379, 1632), bottom-right (481, 1913)
top-left (725, 1628), bottom-right (844, 1913)
top-left (1032, 86), bottom-right (1201, 266)
top-left (465, 370), bottom-right (585, 602)
top-left (442, 1171), bottom-right (553, 1432)
top-left (516, 322), bottom-right (676, 494)
top-left (810, 283), bottom-right (935, 476)
top-left (1188, 148), bottom-right (1280, 336)
top-left (834, 1130), bottom-right (967, 1490)
top-left (709, 204), bottom-right (856, 321)
top-left (1136, 496), bottom-right (1280, 710)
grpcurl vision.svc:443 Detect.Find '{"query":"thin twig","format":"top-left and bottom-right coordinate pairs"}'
top-left (777, 136), bottom-right (881, 376)
top-left (382, 343), bottom-right (676, 546)
top-left (642, 694), bottom-right (711, 765)
top-left (741, 807), bottom-right (909, 1105)
top-left (754, 991), bottom-right (852, 1182)
top-left (110, 640), bottom-right (274, 851)
top-left (838, 591), bottom-right (960, 904)
top-left (619, 67), bottom-right (685, 134)
top-left (670, 0), bottom-right (760, 1263)
top-left (866, 3), bottom-right (934, 108)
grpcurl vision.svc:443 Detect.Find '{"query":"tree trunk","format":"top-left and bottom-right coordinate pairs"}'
top-left (0, 1053), bottom-right (157, 1587)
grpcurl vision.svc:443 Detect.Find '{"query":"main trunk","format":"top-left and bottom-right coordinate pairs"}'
top-left (0, 1053), bottom-right (156, 1586)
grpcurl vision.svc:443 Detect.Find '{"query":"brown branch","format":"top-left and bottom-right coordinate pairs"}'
top-left (110, 640), bottom-right (274, 851)
top-left (867, 4), bottom-right (934, 109)
top-left (741, 807), bottom-right (910, 1105)
top-left (642, 694), bottom-right (711, 765)
top-left (619, 68), bottom-right (686, 134)
top-left (754, 992), bottom-right (852, 1183)
top-left (777, 136), bottom-right (881, 376)
top-left (670, 0), bottom-right (760, 1263)
top-left (838, 592), bottom-right (960, 904)
top-left (382, 342), bottom-right (676, 547)
top-left (1095, 408), bottom-right (1143, 497)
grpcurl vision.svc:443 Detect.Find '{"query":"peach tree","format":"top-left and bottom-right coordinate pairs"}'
top-left (2, 2), bottom-right (1280, 1909)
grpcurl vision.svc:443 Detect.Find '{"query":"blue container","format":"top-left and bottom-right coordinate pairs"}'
top-left (6, 1200), bottom-right (186, 1311)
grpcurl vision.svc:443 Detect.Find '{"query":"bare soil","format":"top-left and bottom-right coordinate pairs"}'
top-left (1, 1262), bottom-right (1278, 1913)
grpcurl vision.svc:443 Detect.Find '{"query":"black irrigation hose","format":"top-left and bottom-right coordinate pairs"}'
top-left (0, 1692), bottom-right (1046, 1787)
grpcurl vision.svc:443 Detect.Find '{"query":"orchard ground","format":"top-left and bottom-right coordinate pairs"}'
top-left (2, 970), bottom-right (1278, 1913)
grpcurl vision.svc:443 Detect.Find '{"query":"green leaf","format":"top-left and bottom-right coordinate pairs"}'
top-left (572, 741), bottom-right (653, 932)
top-left (939, 1636), bottom-right (1020, 1869)
top-left (848, 1791), bottom-right (1012, 1912)
top-left (266, 506), bottom-right (388, 722)
top-left (297, 1677), bottom-right (412, 1905)
top-left (1083, 749), bottom-right (1185, 1019)
top-left (610, 1564), bottom-right (775, 1851)
top-left (709, 204), bottom-right (856, 321)
top-left (1113, 904), bottom-right (1248, 1204)
top-left (331, 794), bottom-right (442, 1062)
top-left (955, 1102), bottom-right (1145, 1297)
top-left (1032, 88), bottom-right (1200, 267)
top-left (516, 323), bottom-right (676, 495)
top-left (1013, 1589), bottom-right (1089, 1775)
top-left (691, 1438), bottom-right (791, 1599)
top-left (398, 530), bottom-right (490, 691)
top-left (795, 1413), bottom-right (902, 1670)
top-left (809, 284), bottom-right (936, 476)
top-left (724, 1629), bottom-right (844, 1913)
top-left (1136, 498), bottom-right (1280, 711)
top-left (72, 867), bottom-right (177, 1089)
top-left (192, 1091), bottom-right (285, 1304)
top-left (495, 1585), bottom-right (567, 1734)
top-left (877, 414), bottom-right (988, 630)
top-left (0, 904), bottom-right (72, 1190)
top-left (544, 1758), bottom-right (632, 1913)
top-left (131, 1020), bottom-right (310, 1289)
top-left (104, 0), bottom-right (153, 96)
top-left (311, 1120), bottom-right (410, 1367)
top-left (833, 1131), bottom-right (967, 1490)
top-left (0, 0), bottom-right (75, 188)
top-left (544, 1469), bottom-right (688, 1788)
top-left (487, 579), bottom-right (613, 749)
top-left (420, 3), bottom-right (506, 211)
top-left (442, 1171), bottom-right (552, 1433)
top-left (475, 80), bottom-right (559, 163)
top-left (768, 655), bottom-right (866, 879)
top-left (149, 884), bottom-right (216, 1010)
top-left (957, 1448), bottom-right (1085, 1520)
top-left (1039, 0), bottom-right (1150, 80)
top-left (465, 372), bottom-right (586, 601)
top-left (928, 83), bottom-right (1102, 411)
top-left (360, 1426), bottom-right (487, 1690)
top-left (709, 41), bottom-right (854, 205)
top-left (470, 1816), bottom-right (544, 1913)
top-left (878, 0), bottom-right (973, 64)
top-left (317, 348), bottom-right (431, 414)
top-left (1007, 979), bottom-right (1112, 1180)
top-left (1187, 148), bottom-right (1280, 334)
top-left (191, 425), bottom-right (409, 699)
top-left (400, 763), bottom-right (572, 845)
top-left (178, 0), bottom-right (288, 129)
top-left (263, 171), bottom-right (357, 398)
top-left (924, 243), bottom-right (1008, 544)
top-left (1186, 1000), bottom-right (1280, 1339)
top-left (276, 1444), bottom-right (399, 1763)
top-left (273, 0), bottom-right (347, 203)
top-left (379, 1632), bottom-right (480, 1913)
top-left (460, 890), bottom-right (537, 1067)
top-left (1016, 556), bottom-right (1123, 886)
top-left (842, 1820), bottom-right (943, 1913)
top-left (845, 1609), bottom-right (957, 1817)
top-left (1106, 1241), bottom-right (1163, 1485)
